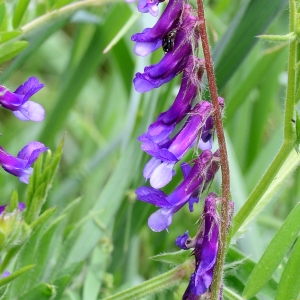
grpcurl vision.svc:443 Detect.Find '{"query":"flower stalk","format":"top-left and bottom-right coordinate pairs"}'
top-left (197, 0), bottom-right (231, 299)
top-left (102, 260), bottom-right (194, 300)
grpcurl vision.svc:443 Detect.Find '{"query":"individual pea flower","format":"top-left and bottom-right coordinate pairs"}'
top-left (0, 76), bottom-right (45, 122)
top-left (176, 193), bottom-right (220, 299)
top-left (138, 57), bottom-right (205, 145)
top-left (131, 0), bottom-right (185, 56)
top-left (0, 141), bottom-right (48, 184)
top-left (133, 4), bottom-right (199, 93)
top-left (126, 0), bottom-right (165, 17)
top-left (141, 101), bottom-right (214, 188)
top-left (136, 149), bottom-right (220, 232)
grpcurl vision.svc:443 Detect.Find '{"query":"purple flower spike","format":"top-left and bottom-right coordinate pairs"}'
top-left (133, 5), bottom-right (199, 92)
top-left (140, 57), bottom-right (205, 144)
top-left (142, 101), bottom-right (214, 188)
top-left (0, 77), bottom-right (45, 122)
top-left (132, 0), bottom-right (185, 56)
top-left (0, 141), bottom-right (48, 184)
top-left (136, 149), bottom-right (220, 232)
top-left (183, 193), bottom-right (220, 299)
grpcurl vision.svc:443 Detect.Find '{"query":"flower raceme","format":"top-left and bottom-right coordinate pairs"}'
top-left (133, 4), bottom-right (199, 93)
top-left (140, 97), bottom-right (224, 189)
top-left (138, 56), bottom-right (205, 145)
top-left (136, 149), bottom-right (220, 232)
top-left (176, 193), bottom-right (220, 298)
top-left (140, 101), bottom-right (214, 188)
top-left (131, 0), bottom-right (185, 56)
top-left (0, 77), bottom-right (45, 122)
top-left (0, 141), bottom-right (48, 184)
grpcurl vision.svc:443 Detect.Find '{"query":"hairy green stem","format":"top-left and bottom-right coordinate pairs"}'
top-left (284, 0), bottom-right (297, 141)
top-left (197, 1), bottom-right (231, 299)
top-left (102, 261), bottom-right (193, 300)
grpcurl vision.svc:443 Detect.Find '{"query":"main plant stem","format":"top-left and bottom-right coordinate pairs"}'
top-left (197, 1), bottom-right (231, 299)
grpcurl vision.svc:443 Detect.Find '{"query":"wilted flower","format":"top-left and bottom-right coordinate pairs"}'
top-left (136, 150), bottom-right (220, 231)
top-left (0, 77), bottom-right (45, 122)
top-left (0, 141), bottom-right (48, 184)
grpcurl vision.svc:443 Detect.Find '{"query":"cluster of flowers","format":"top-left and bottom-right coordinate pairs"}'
top-left (0, 77), bottom-right (48, 184)
top-left (127, 0), bottom-right (232, 298)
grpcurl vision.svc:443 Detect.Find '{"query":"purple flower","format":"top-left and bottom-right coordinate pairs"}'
top-left (0, 202), bottom-right (25, 215)
top-left (1, 270), bottom-right (10, 278)
top-left (179, 193), bottom-right (220, 299)
top-left (0, 77), bottom-right (45, 122)
top-left (175, 230), bottom-right (190, 250)
top-left (133, 5), bottom-right (199, 93)
top-left (136, 149), bottom-right (220, 231)
top-left (141, 101), bottom-right (214, 188)
top-left (138, 56), bottom-right (205, 144)
top-left (0, 141), bottom-right (48, 184)
top-left (131, 0), bottom-right (185, 56)
top-left (126, 0), bottom-right (164, 17)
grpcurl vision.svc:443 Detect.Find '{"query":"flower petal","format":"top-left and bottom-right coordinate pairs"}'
top-left (148, 208), bottom-right (173, 232)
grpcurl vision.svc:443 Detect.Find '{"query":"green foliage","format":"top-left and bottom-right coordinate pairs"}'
top-left (243, 203), bottom-right (300, 298)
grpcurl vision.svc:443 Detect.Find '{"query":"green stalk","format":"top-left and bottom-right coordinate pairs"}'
top-left (102, 261), bottom-right (193, 300)
top-left (231, 0), bottom-right (297, 236)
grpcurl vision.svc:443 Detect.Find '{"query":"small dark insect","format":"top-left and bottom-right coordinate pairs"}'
top-left (162, 30), bottom-right (177, 53)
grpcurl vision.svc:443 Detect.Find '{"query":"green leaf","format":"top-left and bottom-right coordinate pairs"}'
top-left (53, 262), bottom-right (84, 300)
top-left (0, 265), bottom-right (35, 287)
top-left (18, 283), bottom-right (56, 300)
top-left (12, 0), bottom-right (30, 29)
top-left (0, 17), bottom-right (68, 81)
top-left (0, 2), bottom-right (5, 29)
top-left (234, 149), bottom-right (300, 236)
top-left (39, 3), bottom-right (134, 147)
top-left (275, 237), bottom-right (300, 300)
top-left (30, 207), bottom-right (57, 231)
top-left (150, 250), bottom-right (192, 265)
top-left (213, 0), bottom-right (288, 90)
top-left (9, 190), bottom-right (19, 211)
top-left (0, 30), bottom-right (22, 44)
top-left (0, 40), bottom-right (28, 64)
top-left (26, 214), bottom-right (67, 288)
top-left (243, 203), bottom-right (300, 298)
top-left (25, 137), bottom-right (64, 224)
